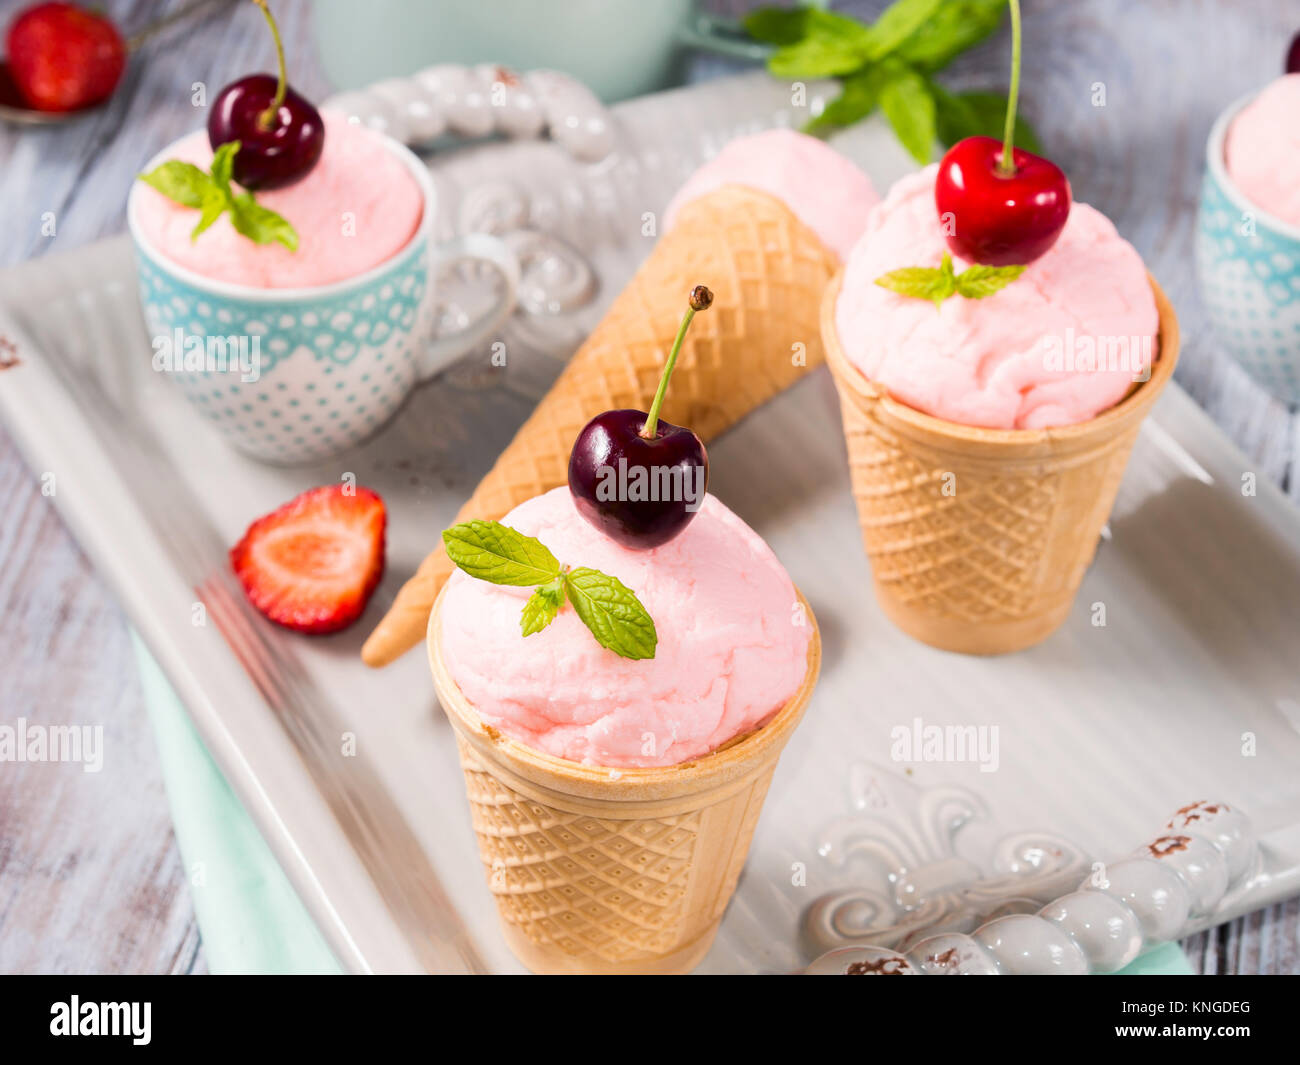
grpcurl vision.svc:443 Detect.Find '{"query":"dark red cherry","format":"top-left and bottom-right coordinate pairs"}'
top-left (568, 285), bottom-right (713, 550)
top-left (568, 410), bottom-right (708, 550)
top-left (1287, 31), bottom-right (1300, 74)
top-left (934, 135), bottom-right (1071, 267)
top-left (208, 73), bottom-right (323, 190)
top-left (207, 1), bottom-right (322, 190)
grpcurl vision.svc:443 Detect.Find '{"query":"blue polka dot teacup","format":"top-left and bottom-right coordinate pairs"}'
top-left (1196, 92), bottom-right (1300, 405)
top-left (128, 136), bottom-right (519, 464)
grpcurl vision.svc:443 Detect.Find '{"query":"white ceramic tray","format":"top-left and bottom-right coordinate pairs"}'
top-left (2, 73), bottom-right (1299, 974)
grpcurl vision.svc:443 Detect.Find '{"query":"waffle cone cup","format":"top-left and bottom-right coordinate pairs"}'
top-left (822, 272), bottom-right (1180, 655)
top-left (427, 587), bottom-right (821, 975)
top-left (364, 184), bottom-right (839, 667)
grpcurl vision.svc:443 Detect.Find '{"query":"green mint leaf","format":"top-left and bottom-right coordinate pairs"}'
top-left (861, 0), bottom-right (947, 62)
top-left (897, 0), bottom-right (1006, 70)
top-left (563, 567), bottom-right (657, 661)
top-left (445, 524), bottom-right (660, 658)
top-left (768, 35), bottom-right (868, 78)
top-left (229, 193), bottom-right (299, 252)
top-left (803, 64), bottom-right (891, 134)
top-left (742, 6), bottom-right (815, 46)
top-left (874, 265), bottom-right (947, 300)
top-left (874, 261), bottom-right (957, 309)
top-left (747, 0), bottom-right (1021, 170)
top-left (190, 187), bottom-right (228, 242)
top-left (954, 263), bottom-right (1027, 299)
top-left (763, 8), bottom-right (873, 77)
top-left (137, 161), bottom-right (215, 209)
top-left (442, 521), bottom-right (563, 587)
top-left (747, 6), bottom-right (872, 48)
top-left (137, 139), bottom-right (300, 253)
top-left (878, 65), bottom-right (937, 164)
top-left (876, 256), bottom-right (1027, 308)
top-left (932, 270), bottom-right (958, 309)
top-left (520, 578), bottom-right (565, 638)
top-left (801, 9), bottom-right (873, 43)
top-left (209, 140), bottom-right (239, 198)
top-left (933, 86), bottom-right (1043, 153)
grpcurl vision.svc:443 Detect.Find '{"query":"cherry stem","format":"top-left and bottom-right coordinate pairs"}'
top-left (253, 0), bottom-right (288, 131)
top-left (997, 0), bottom-right (1022, 177)
top-left (641, 286), bottom-right (712, 440)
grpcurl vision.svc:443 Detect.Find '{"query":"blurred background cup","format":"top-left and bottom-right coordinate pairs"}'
top-left (311, 0), bottom-right (794, 103)
top-left (1196, 91), bottom-right (1300, 406)
top-left (128, 137), bottom-right (519, 465)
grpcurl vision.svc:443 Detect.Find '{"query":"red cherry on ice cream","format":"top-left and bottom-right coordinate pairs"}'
top-left (1287, 31), bottom-right (1300, 74)
top-left (568, 286), bottom-right (712, 550)
top-left (568, 410), bottom-right (709, 550)
top-left (934, 135), bottom-right (1072, 267)
top-left (933, 0), bottom-right (1071, 267)
top-left (208, 73), bottom-right (323, 190)
top-left (207, 0), bottom-right (322, 190)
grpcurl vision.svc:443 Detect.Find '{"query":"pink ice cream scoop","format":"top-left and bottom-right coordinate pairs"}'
top-left (131, 111), bottom-right (424, 289)
top-left (835, 166), bottom-right (1158, 430)
top-left (664, 128), bottom-right (879, 262)
top-left (1225, 74), bottom-right (1300, 228)
top-left (438, 487), bottom-right (812, 769)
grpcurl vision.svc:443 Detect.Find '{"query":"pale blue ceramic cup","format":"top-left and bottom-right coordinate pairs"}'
top-left (1196, 92), bottom-right (1300, 405)
top-left (128, 136), bottom-right (519, 464)
top-left (311, 0), bottom-right (799, 103)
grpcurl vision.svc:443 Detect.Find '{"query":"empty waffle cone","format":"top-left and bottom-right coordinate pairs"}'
top-left (822, 272), bottom-right (1180, 655)
top-left (427, 587), bottom-right (821, 975)
top-left (363, 184), bottom-right (839, 667)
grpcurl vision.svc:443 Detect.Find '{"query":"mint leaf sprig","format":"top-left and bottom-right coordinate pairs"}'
top-left (875, 252), bottom-right (1025, 309)
top-left (138, 141), bottom-right (299, 251)
top-left (443, 520), bottom-right (657, 660)
top-left (743, 0), bottom-right (1041, 163)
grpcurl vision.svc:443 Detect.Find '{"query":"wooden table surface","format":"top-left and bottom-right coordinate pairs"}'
top-left (0, 0), bottom-right (1296, 974)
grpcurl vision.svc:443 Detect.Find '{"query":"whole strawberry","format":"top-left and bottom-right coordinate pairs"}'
top-left (6, 2), bottom-right (126, 112)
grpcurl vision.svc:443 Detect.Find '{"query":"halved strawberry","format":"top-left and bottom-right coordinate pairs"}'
top-left (230, 485), bottom-right (386, 634)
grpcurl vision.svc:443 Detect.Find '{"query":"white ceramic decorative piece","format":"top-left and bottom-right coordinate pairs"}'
top-left (323, 64), bottom-right (615, 162)
top-left (802, 763), bottom-right (1093, 956)
top-left (328, 66), bottom-right (611, 366)
top-left (805, 799), bottom-right (1258, 974)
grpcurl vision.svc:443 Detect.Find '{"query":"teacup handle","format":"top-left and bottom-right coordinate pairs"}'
top-left (419, 233), bottom-right (521, 380)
